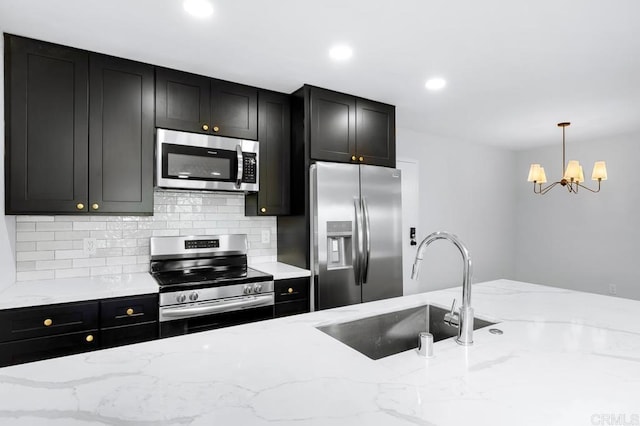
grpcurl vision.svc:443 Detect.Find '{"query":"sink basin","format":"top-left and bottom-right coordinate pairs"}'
top-left (316, 304), bottom-right (495, 360)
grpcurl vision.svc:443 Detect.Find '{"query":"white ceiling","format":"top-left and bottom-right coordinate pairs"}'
top-left (1, 0), bottom-right (639, 150)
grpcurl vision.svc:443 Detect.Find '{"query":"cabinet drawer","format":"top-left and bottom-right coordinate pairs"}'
top-left (0, 301), bottom-right (99, 343)
top-left (274, 278), bottom-right (310, 303)
top-left (275, 300), bottom-right (309, 318)
top-left (101, 322), bottom-right (158, 349)
top-left (100, 294), bottom-right (158, 328)
top-left (0, 329), bottom-right (99, 367)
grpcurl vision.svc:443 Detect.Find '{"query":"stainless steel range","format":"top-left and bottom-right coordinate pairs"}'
top-left (150, 234), bottom-right (274, 338)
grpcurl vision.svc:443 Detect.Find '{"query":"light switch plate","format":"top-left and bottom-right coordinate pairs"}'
top-left (83, 238), bottom-right (97, 256)
top-left (261, 230), bottom-right (270, 244)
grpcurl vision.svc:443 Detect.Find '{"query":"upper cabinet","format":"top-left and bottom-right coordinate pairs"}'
top-left (245, 90), bottom-right (291, 216)
top-left (155, 68), bottom-right (258, 140)
top-left (4, 35), bottom-right (154, 215)
top-left (308, 86), bottom-right (395, 168)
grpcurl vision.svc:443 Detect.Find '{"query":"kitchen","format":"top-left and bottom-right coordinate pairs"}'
top-left (1, 1), bottom-right (640, 425)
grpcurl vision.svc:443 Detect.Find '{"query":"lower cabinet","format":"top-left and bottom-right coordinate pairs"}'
top-left (0, 294), bottom-right (159, 367)
top-left (274, 277), bottom-right (310, 318)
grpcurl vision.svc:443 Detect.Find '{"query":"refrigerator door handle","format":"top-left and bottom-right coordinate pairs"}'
top-left (353, 198), bottom-right (363, 286)
top-left (361, 197), bottom-right (371, 284)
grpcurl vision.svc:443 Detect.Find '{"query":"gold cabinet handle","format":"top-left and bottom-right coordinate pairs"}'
top-left (76, 203), bottom-right (85, 210)
top-left (288, 288), bottom-right (294, 294)
top-left (359, 156), bottom-right (364, 162)
top-left (126, 308), bottom-right (134, 316)
top-left (85, 334), bottom-right (94, 343)
top-left (43, 318), bottom-right (53, 327)
top-left (351, 155), bottom-right (357, 161)
top-left (91, 203), bottom-right (99, 210)
top-left (213, 126), bottom-right (220, 132)
top-left (202, 124), bottom-right (209, 131)
top-left (260, 207), bottom-right (267, 213)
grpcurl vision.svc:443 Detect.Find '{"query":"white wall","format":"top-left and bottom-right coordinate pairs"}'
top-left (0, 35), bottom-right (17, 289)
top-left (396, 127), bottom-right (517, 293)
top-left (514, 132), bottom-right (640, 300)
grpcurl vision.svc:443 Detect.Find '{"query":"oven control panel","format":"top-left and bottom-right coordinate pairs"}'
top-left (184, 239), bottom-right (220, 249)
top-left (159, 281), bottom-right (275, 307)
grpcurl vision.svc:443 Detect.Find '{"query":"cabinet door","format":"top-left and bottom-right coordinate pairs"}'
top-left (0, 330), bottom-right (99, 367)
top-left (356, 99), bottom-right (396, 167)
top-left (5, 34), bottom-right (89, 214)
top-left (155, 67), bottom-right (210, 133)
top-left (89, 54), bottom-right (154, 214)
top-left (210, 80), bottom-right (258, 140)
top-left (309, 87), bottom-right (356, 163)
top-left (245, 90), bottom-right (290, 216)
top-left (100, 294), bottom-right (158, 328)
top-left (101, 322), bottom-right (157, 349)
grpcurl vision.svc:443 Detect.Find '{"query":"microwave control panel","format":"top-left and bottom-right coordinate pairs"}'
top-left (242, 153), bottom-right (257, 183)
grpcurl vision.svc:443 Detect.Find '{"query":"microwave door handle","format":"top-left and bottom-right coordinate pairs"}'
top-left (235, 144), bottom-right (243, 189)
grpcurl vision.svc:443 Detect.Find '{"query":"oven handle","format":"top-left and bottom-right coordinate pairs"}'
top-left (235, 144), bottom-right (243, 189)
top-left (161, 294), bottom-right (273, 319)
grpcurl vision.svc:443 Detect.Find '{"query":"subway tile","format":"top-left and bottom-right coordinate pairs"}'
top-left (16, 222), bottom-right (36, 232)
top-left (16, 242), bottom-right (37, 251)
top-left (55, 249), bottom-right (89, 260)
top-left (151, 229), bottom-right (179, 237)
top-left (16, 215), bottom-right (55, 222)
top-left (90, 230), bottom-right (123, 239)
top-left (36, 221), bottom-right (73, 231)
top-left (91, 216), bottom-right (123, 222)
top-left (37, 240), bottom-right (74, 251)
top-left (73, 221), bottom-right (107, 231)
top-left (106, 222), bottom-right (138, 230)
top-left (90, 265), bottom-right (122, 276)
top-left (179, 213), bottom-right (206, 221)
top-left (123, 246), bottom-right (149, 256)
top-left (106, 256), bottom-right (138, 266)
top-left (181, 228), bottom-right (204, 236)
top-left (16, 261), bottom-right (37, 272)
top-left (17, 251), bottom-right (55, 262)
top-left (55, 268), bottom-right (90, 279)
top-left (36, 259), bottom-right (73, 270)
top-left (167, 221), bottom-right (192, 229)
top-left (95, 248), bottom-right (123, 258)
top-left (123, 229), bottom-right (153, 239)
top-left (137, 221), bottom-right (167, 230)
top-left (17, 232), bottom-right (55, 242)
top-left (55, 231), bottom-right (90, 240)
top-left (192, 221), bottom-right (216, 228)
top-left (136, 255), bottom-right (150, 264)
top-left (218, 205), bottom-right (243, 214)
top-left (73, 258), bottom-right (106, 268)
top-left (55, 215), bottom-right (91, 222)
top-left (17, 270), bottom-right (55, 281)
top-left (123, 264), bottom-right (149, 273)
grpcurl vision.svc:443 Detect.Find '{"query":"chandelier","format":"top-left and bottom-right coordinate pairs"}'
top-left (527, 122), bottom-right (607, 195)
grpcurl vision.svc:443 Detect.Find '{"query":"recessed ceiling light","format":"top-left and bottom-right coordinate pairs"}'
top-left (425, 78), bottom-right (447, 91)
top-left (183, 0), bottom-right (214, 18)
top-left (329, 45), bottom-right (353, 61)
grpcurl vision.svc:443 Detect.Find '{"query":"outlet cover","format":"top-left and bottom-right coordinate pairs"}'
top-left (261, 230), bottom-right (271, 244)
top-left (608, 284), bottom-right (617, 296)
top-left (83, 238), bottom-right (97, 256)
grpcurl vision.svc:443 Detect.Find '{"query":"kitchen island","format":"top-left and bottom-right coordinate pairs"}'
top-left (0, 279), bottom-right (638, 426)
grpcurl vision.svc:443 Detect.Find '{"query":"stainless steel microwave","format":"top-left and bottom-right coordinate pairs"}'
top-left (155, 128), bottom-right (259, 192)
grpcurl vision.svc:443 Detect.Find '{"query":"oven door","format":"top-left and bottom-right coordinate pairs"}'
top-left (156, 128), bottom-right (258, 192)
top-left (159, 294), bottom-right (274, 338)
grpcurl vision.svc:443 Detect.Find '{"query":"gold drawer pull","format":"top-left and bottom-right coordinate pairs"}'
top-left (85, 334), bottom-right (94, 343)
top-left (213, 126), bottom-right (220, 132)
top-left (260, 207), bottom-right (267, 213)
top-left (351, 155), bottom-right (356, 161)
top-left (202, 124), bottom-right (209, 131)
top-left (126, 308), bottom-right (134, 316)
top-left (288, 288), bottom-right (294, 294)
top-left (43, 318), bottom-right (53, 327)
top-left (76, 203), bottom-right (84, 210)
top-left (359, 156), bottom-right (364, 162)
top-left (91, 203), bottom-right (99, 210)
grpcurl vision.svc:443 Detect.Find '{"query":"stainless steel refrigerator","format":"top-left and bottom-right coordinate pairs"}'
top-left (310, 161), bottom-right (403, 310)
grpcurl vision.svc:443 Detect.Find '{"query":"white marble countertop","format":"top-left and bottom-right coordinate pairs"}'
top-left (1, 279), bottom-right (639, 425)
top-left (250, 261), bottom-right (311, 280)
top-left (0, 273), bottom-right (158, 310)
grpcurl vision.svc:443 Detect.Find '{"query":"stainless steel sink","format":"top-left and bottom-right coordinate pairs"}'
top-left (316, 304), bottom-right (495, 360)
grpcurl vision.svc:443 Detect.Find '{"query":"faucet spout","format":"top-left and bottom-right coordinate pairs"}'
top-left (411, 231), bottom-right (474, 345)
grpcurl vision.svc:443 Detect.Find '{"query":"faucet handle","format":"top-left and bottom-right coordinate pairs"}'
top-left (444, 299), bottom-right (460, 327)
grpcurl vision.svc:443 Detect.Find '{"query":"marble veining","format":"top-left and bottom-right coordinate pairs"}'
top-left (0, 279), bottom-right (639, 425)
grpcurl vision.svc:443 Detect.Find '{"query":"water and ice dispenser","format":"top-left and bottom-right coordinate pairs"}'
top-left (326, 221), bottom-right (353, 270)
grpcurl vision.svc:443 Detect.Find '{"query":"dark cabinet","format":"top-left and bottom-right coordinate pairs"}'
top-left (89, 54), bottom-right (154, 214)
top-left (307, 86), bottom-right (395, 167)
top-left (0, 300), bottom-right (99, 367)
top-left (245, 90), bottom-right (291, 216)
top-left (274, 277), bottom-right (310, 318)
top-left (156, 68), bottom-right (258, 140)
top-left (99, 294), bottom-right (158, 348)
top-left (4, 35), bottom-right (154, 215)
top-left (4, 34), bottom-right (89, 214)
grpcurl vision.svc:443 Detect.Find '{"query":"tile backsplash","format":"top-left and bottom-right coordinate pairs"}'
top-left (14, 190), bottom-right (276, 281)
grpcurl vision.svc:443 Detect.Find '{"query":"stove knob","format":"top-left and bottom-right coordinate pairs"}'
top-left (176, 294), bottom-right (187, 303)
top-left (244, 285), bottom-right (252, 295)
top-left (253, 284), bottom-right (262, 293)
top-left (189, 292), bottom-right (199, 302)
